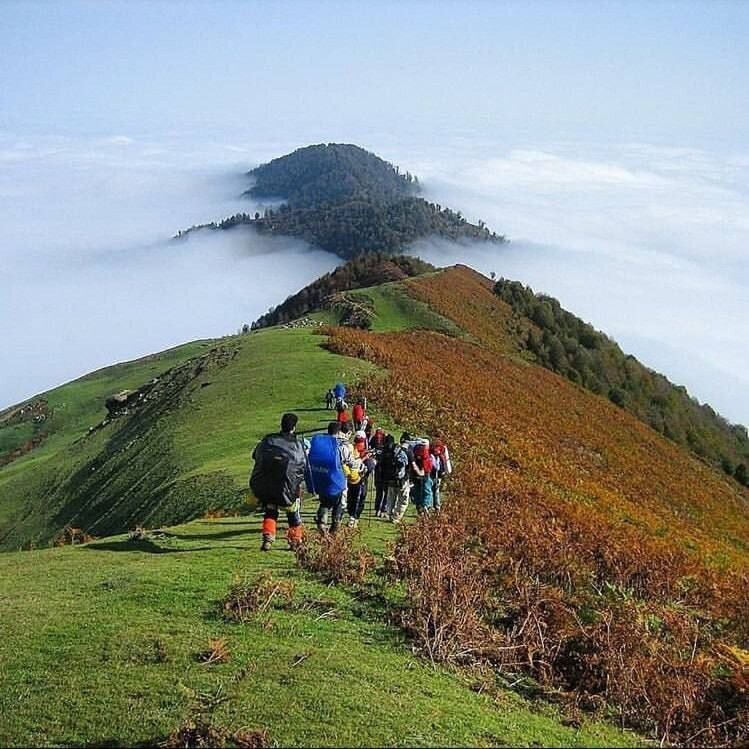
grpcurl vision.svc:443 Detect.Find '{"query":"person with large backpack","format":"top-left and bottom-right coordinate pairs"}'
top-left (250, 413), bottom-right (307, 552)
top-left (369, 428), bottom-right (387, 516)
top-left (352, 399), bottom-right (366, 431)
top-left (430, 438), bottom-right (452, 511)
top-left (383, 433), bottom-right (411, 523)
top-left (308, 422), bottom-right (349, 534)
top-left (410, 439), bottom-right (435, 514)
top-left (333, 383), bottom-right (346, 402)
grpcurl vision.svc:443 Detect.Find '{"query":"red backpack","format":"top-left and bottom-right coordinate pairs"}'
top-left (414, 442), bottom-right (434, 475)
top-left (352, 403), bottom-right (365, 422)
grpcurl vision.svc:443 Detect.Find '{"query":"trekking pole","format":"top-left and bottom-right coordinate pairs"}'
top-left (367, 472), bottom-right (373, 530)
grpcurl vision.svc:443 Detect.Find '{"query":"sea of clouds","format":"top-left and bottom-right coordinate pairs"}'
top-left (1, 133), bottom-right (747, 425)
top-left (0, 133), bottom-right (339, 409)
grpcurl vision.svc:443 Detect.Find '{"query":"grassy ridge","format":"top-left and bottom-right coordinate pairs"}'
top-left (0, 307), bottom-right (640, 746)
top-left (0, 329), bottom-right (372, 550)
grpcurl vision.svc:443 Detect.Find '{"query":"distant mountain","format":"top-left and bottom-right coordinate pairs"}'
top-left (176, 143), bottom-right (506, 258)
top-left (245, 142), bottom-right (417, 207)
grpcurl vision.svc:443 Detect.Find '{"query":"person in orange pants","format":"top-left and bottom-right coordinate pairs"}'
top-left (250, 413), bottom-right (307, 551)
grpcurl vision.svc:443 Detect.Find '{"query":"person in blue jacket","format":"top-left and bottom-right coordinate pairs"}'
top-left (308, 421), bottom-right (350, 534)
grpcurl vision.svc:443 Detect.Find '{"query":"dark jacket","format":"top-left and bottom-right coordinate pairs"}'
top-left (250, 432), bottom-right (306, 506)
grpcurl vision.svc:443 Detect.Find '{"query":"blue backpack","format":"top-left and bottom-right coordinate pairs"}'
top-left (307, 434), bottom-right (346, 497)
top-left (334, 383), bottom-right (346, 400)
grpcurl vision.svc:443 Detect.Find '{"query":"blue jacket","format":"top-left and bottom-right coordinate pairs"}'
top-left (307, 434), bottom-right (347, 497)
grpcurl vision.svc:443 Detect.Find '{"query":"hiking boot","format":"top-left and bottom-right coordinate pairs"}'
top-left (347, 517), bottom-right (358, 529)
top-left (260, 534), bottom-right (273, 552)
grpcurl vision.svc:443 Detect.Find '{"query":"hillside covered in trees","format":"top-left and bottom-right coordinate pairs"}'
top-left (176, 143), bottom-right (506, 258)
top-left (493, 278), bottom-right (749, 484)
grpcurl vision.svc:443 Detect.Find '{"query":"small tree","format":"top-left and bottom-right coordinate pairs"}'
top-left (735, 463), bottom-right (748, 486)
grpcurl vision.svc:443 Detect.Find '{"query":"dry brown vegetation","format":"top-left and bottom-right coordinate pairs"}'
top-left (221, 571), bottom-right (295, 623)
top-left (53, 525), bottom-right (94, 546)
top-left (197, 637), bottom-right (231, 665)
top-left (161, 721), bottom-right (269, 749)
top-left (294, 528), bottom-right (375, 585)
top-left (327, 266), bottom-right (749, 746)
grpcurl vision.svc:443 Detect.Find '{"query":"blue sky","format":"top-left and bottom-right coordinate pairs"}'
top-left (1, 1), bottom-right (748, 425)
top-left (3, 0), bottom-right (747, 146)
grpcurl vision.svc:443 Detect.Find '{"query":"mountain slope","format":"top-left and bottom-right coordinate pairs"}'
top-left (0, 329), bottom-right (373, 550)
top-left (402, 267), bottom-right (749, 485)
top-left (2, 260), bottom-right (747, 745)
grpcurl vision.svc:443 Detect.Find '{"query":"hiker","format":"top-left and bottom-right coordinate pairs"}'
top-left (250, 412), bottom-right (307, 552)
top-left (346, 446), bottom-right (374, 528)
top-left (382, 433), bottom-right (410, 522)
top-left (333, 382), bottom-right (346, 404)
top-left (363, 418), bottom-right (374, 440)
top-left (369, 428), bottom-right (387, 516)
top-left (353, 430), bottom-right (368, 457)
top-left (325, 388), bottom-right (335, 410)
top-left (430, 438), bottom-right (452, 511)
top-left (410, 439), bottom-right (434, 514)
top-left (336, 407), bottom-right (350, 426)
top-left (335, 420), bottom-right (355, 517)
top-left (308, 422), bottom-right (348, 534)
top-left (352, 399), bottom-right (367, 431)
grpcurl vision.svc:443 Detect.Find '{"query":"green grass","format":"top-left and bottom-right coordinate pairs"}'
top-left (0, 327), bottom-right (375, 549)
top-left (0, 513), bottom-right (642, 748)
top-left (348, 283), bottom-right (462, 335)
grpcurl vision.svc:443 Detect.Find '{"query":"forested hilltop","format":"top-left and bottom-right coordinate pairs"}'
top-left (494, 278), bottom-right (749, 485)
top-left (176, 143), bottom-right (506, 258)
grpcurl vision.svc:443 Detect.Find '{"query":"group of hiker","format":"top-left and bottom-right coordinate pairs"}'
top-left (249, 383), bottom-right (452, 551)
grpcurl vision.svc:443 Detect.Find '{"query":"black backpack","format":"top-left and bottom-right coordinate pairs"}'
top-left (379, 444), bottom-right (406, 483)
top-left (250, 434), bottom-right (305, 506)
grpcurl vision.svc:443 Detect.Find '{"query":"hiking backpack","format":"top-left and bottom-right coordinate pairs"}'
top-left (380, 444), bottom-right (407, 483)
top-left (413, 442), bottom-right (434, 476)
top-left (307, 434), bottom-right (346, 497)
top-left (250, 434), bottom-right (306, 506)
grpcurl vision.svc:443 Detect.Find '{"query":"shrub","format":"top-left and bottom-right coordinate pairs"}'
top-left (53, 525), bottom-right (94, 546)
top-left (221, 572), bottom-right (295, 623)
top-left (294, 529), bottom-right (375, 585)
top-left (197, 637), bottom-right (231, 665)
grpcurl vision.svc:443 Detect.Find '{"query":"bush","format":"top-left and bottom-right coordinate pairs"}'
top-left (294, 529), bottom-right (375, 585)
top-left (221, 572), bottom-right (295, 623)
top-left (53, 525), bottom-right (94, 546)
